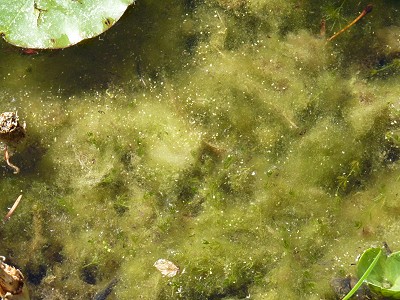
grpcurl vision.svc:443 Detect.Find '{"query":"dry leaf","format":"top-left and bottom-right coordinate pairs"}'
top-left (153, 259), bottom-right (179, 277)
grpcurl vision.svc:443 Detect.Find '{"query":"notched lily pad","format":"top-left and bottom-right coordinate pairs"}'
top-left (0, 0), bottom-right (136, 49)
top-left (357, 247), bottom-right (400, 299)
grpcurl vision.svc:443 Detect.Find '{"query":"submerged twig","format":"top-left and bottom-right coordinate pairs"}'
top-left (4, 146), bottom-right (20, 174)
top-left (320, 19), bottom-right (326, 37)
top-left (3, 195), bottom-right (23, 222)
top-left (201, 140), bottom-right (227, 157)
top-left (327, 4), bottom-right (373, 42)
top-left (92, 278), bottom-right (119, 300)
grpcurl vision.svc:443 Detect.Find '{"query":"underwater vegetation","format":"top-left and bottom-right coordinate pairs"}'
top-left (336, 245), bottom-right (400, 299)
top-left (356, 246), bottom-right (400, 299)
top-left (0, 0), bottom-right (399, 299)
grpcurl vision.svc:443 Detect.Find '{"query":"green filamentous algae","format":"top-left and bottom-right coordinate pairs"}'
top-left (0, 0), bottom-right (399, 299)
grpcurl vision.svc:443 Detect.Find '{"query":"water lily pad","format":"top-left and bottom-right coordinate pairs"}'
top-left (0, 0), bottom-right (135, 49)
top-left (357, 247), bottom-right (400, 299)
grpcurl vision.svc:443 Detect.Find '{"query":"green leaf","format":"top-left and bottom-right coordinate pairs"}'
top-left (0, 0), bottom-right (135, 49)
top-left (357, 248), bottom-right (400, 299)
top-left (343, 249), bottom-right (382, 300)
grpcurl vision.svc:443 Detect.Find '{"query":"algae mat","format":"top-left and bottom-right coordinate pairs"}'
top-left (0, 0), bottom-right (399, 299)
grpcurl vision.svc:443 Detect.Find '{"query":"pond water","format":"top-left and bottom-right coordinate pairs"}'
top-left (0, 1), bottom-right (399, 299)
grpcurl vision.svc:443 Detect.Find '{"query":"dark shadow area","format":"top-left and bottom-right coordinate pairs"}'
top-left (0, 0), bottom-right (199, 96)
top-left (11, 135), bottom-right (48, 176)
top-left (26, 262), bottom-right (47, 285)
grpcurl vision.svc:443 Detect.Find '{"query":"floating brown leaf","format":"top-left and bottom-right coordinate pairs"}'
top-left (153, 259), bottom-right (179, 278)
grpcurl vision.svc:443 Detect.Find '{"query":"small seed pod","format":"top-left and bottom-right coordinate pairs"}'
top-left (0, 112), bottom-right (26, 174)
top-left (0, 112), bottom-right (26, 145)
top-left (0, 257), bottom-right (30, 299)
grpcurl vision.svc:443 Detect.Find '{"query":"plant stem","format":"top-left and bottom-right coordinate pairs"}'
top-left (327, 4), bottom-right (373, 42)
top-left (342, 249), bottom-right (382, 300)
top-left (3, 195), bottom-right (23, 222)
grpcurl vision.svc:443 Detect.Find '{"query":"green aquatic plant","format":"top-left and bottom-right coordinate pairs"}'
top-left (342, 248), bottom-right (381, 300)
top-left (0, 0), bottom-right (400, 299)
top-left (356, 247), bottom-right (400, 299)
top-left (323, 0), bottom-right (348, 32)
top-left (335, 160), bottom-right (360, 196)
top-left (370, 59), bottom-right (400, 77)
top-left (0, 0), bottom-right (135, 49)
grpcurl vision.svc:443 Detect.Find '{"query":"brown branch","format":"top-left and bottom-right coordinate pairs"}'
top-left (3, 195), bottom-right (22, 222)
top-left (327, 4), bottom-right (373, 42)
top-left (4, 146), bottom-right (20, 174)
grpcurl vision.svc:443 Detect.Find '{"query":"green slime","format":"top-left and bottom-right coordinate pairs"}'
top-left (0, 0), bottom-right (399, 299)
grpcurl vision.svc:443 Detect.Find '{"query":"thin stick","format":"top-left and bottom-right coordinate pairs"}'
top-left (327, 4), bottom-right (373, 42)
top-left (320, 19), bottom-right (326, 37)
top-left (4, 146), bottom-right (20, 174)
top-left (3, 195), bottom-right (22, 222)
